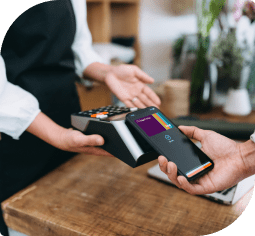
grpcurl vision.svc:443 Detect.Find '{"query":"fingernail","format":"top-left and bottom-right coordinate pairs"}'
top-left (159, 162), bottom-right (162, 167)
top-left (97, 138), bottom-right (103, 145)
top-left (167, 166), bottom-right (171, 174)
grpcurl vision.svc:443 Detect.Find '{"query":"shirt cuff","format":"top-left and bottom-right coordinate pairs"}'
top-left (0, 82), bottom-right (41, 140)
top-left (250, 130), bottom-right (255, 143)
top-left (73, 47), bottom-right (106, 78)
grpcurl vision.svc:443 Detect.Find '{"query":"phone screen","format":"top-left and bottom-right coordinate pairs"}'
top-left (127, 107), bottom-right (213, 180)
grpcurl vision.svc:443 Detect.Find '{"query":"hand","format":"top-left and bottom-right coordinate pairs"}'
top-left (27, 112), bottom-right (112, 156)
top-left (104, 64), bottom-right (161, 108)
top-left (158, 126), bottom-right (247, 195)
top-left (57, 128), bottom-right (112, 156)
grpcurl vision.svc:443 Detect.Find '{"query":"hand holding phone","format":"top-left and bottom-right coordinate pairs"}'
top-left (158, 125), bottom-right (248, 195)
top-left (126, 107), bottom-right (214, 181)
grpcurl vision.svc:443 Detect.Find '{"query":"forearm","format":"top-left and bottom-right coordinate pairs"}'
top-left (83, 62), bottom-right (113, 83)
top-left (239, 140), bottom-right (255, 178)
top-left (26, 112), bottom-right (66, 149)
top-left (26, 112), bottom-right (110, 156)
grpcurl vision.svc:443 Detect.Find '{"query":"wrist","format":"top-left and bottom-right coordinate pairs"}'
top-left (83, 62), bottom-right (113, 83)
top-left (27, 112), bottom-right (68, 150)
top-left (239, 140), bottom-right (255, 178)
top-left (52, 126), bottom-right (69, 150)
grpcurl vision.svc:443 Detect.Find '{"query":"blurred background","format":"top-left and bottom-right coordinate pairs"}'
top-left (77, 0), bottom-right (255, 140)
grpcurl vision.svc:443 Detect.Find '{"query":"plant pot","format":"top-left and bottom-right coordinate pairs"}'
top-left (223, 88), bottom-right (252, 116)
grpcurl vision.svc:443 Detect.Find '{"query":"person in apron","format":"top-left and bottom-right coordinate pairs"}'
top-left (0, 0), bottom-right (160, 235)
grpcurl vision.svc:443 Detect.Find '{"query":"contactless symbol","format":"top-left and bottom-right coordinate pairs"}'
top-left (165, 135), bottom-right (174, 143)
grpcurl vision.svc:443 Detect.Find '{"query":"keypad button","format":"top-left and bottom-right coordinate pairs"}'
top-left (76, 106), bottom-right (131, 119)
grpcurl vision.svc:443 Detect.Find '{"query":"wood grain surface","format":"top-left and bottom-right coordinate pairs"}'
top-left (2, 154), bottom-right (252, 236)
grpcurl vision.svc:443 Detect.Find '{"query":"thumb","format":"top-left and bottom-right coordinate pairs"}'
top-left (72, 131), bottom-right (104, 147)
top-left (83, 134), bottom-right (104, 146)
top-left (178, 126), bottom-right (206, 142)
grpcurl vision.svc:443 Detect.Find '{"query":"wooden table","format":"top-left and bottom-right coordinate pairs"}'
top-left (196, 107), bottom-right (255, 123)
top-left (2, 153), bottom-right (253, 236)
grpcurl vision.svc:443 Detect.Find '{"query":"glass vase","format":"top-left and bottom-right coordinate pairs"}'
top-left (190, 34), bottom-right (212, 113)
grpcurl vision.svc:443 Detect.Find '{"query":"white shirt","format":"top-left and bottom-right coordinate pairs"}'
top-left (71, 0), bottom-right (104, 77)
top-left (0, 0), bottom-right (103, 140)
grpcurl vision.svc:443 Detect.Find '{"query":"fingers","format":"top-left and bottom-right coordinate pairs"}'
top-left (61, 130), bottom-right (106, 153)
top-left (158, 155), bottom-right (168, 173)
top-left (158, 156), bottom-right (181, 188)
top-left (177, 176), bottom-right (207, 195)
top-left (138, 93), bottom-right (157, 107)
top-left (128, 88), bottom-right (160, 108)
top-left (123, 97), bottom-right (147, 109)
top-left (123, 100), bottom-right (135, 108)
top-left (166, 161), bottom-right (182, 188)
top-left (132, 97), bottom-right (146, 108)
top-left (178, 126), bottom-right (206, 142)
top-left (128, 85), bottom-right (161, 108)
top-left (142, 86), bottom-right (161, 106)
top-left (134, 66), bottom-right (154, 84)
top-left (158, 154), bottom-right (213, 195)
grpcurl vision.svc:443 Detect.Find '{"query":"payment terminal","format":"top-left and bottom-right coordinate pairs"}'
top-left (71, 106), bottom-right (159, 168)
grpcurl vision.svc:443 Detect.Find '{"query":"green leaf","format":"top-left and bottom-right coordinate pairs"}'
top-left (207, 0), bottom-right (225, 31)
top-left (198, 0), bottom-right (226, 38)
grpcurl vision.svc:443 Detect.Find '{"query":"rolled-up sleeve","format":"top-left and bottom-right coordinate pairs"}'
top-left (0, 56), bottom-right (40, 140)
top-left (71, 0), bottom-right (106, 78)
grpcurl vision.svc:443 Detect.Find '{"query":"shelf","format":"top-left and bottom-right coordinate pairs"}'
top-left (86, 0), bottom-right (140, 66)
top-left (87, 2), bottom-right (111, 42)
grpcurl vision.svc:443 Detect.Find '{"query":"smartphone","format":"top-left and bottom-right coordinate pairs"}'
top-left (126, 107), bottom-right (214, 181)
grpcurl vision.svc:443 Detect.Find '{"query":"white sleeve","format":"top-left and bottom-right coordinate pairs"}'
top-left (0, 56), bottom-right (41, 140)
top-left (71, 0), bottom-right (106, 78)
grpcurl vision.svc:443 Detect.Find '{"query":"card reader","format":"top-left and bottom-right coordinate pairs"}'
top-left (71, 105), bottom-right (159, 168)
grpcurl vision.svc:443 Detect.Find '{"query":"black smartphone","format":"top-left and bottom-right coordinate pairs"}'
top-left (126, 106), bottom-right (214, 181)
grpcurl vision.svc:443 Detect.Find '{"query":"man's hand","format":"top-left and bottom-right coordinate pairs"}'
top-left (83, 62), bottom-right (161, 108)
top-left (158, 126), bottom-right (248, 195)
top-left (27, 112), bottom-right (112, 156)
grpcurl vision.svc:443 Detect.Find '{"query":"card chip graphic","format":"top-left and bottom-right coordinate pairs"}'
top-left (135, 112), bottom-right (173, 137)
top-left (152, 113), bottom-right (173, 130)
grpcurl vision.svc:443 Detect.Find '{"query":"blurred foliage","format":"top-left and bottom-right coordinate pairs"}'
top-left (208, 30), bottom-right (244, 88)
top-left (197, 0), bottom-right (226, 38)
top-left (172, 35), bottom-right (185, 63)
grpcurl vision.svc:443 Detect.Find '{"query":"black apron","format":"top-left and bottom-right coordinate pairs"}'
top-left (0, 1), bottom-right (81, 234)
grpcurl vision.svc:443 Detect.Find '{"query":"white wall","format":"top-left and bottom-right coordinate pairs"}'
top-left (139, 0), bottom-right (197, 82)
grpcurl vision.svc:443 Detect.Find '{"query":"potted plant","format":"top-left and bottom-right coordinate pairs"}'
top-left (209, 29), bottom-right (252, 115)
top-left (209, 30), bottom-right (244, 88)
top-left (208, 0), bottom-right (255, 116)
